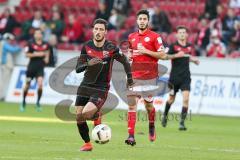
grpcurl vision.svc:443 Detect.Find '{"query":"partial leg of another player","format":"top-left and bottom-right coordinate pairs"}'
top-left (36, 76), bottom-right (43, 112)
top-left (179, 90), bottom-right (189, 131)
top-left (162, 94), bottom-right (175, 127)
top-left (125, 95), bottom-right (137, 146)
top-left (76, 102), bottom-right (98, 151)
top-left (144, 99), bottom-right (156, 142)
top-left (20, 78), bottom-right (31, 112)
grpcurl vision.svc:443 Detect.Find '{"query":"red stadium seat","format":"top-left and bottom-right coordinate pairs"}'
top-left (124, 16), bottom-right (136, 29)
top-left (167, 33), bottom-right (177, 44)
top-left (160, 32), bottom-right (168, 42)
top-left (85, 29), bottom-right (93, 41)
top-left (188, 33), bottom-right (197, 44)
top-left (107, 30), bottom-right (118, 42)
top-left (57, 43), bottom-right (76, 50)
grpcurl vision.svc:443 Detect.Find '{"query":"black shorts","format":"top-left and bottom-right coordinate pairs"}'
top-left (169, 78), bottom-right (191, 95)
top-left (26, 66), bottom-right (44, 80)
top-left (75, 84), bottom-right (108, 109)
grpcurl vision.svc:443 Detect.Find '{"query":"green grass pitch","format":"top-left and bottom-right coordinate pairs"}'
top-left (0, 101), bottom-right (240, 160)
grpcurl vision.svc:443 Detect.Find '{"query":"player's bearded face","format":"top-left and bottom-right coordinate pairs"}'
top-left (137, 15), bottom-right (149, 31)
top-left (93, 24), bottom-right (106, 42)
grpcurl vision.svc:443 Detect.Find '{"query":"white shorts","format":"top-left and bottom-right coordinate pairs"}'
top-left (127, 78), bottom-right (158, 103)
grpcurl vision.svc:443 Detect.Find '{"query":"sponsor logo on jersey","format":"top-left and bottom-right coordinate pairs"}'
top-left (103, 51), bottom-right (110, 58)
top-left (144, 37), bottom-right (150, 42)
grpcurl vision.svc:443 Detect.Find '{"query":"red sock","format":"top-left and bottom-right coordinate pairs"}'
top-left (93, 113), bottom-right (102, 126)
top-left (128, 111), bottom-right (136, 136)
top-left (148, 107), bottom-right (155, 125)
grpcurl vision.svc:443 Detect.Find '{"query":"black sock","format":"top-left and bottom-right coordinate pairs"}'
top-left (164, 102), bottom-right (171, 116)
top-left (149, 122), bottom-right (155, 128)
top-left (77, 122), bottom-right (90, 143)
top-left (37, 88), bottom-right (42, 104)
top-left (180, 107), bottom-right (188, 123)
top-left (23, 89), bottom-right (28, 104)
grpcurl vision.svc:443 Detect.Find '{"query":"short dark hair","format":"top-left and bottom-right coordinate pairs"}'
top-left (137, 9), bottom-right (150, 20)
top-left (34, 28), bottom-right (43, 34)
top-left (93, 18), bottom-right (108, 30)
top-left (176, 26), bottom-right (189, 32)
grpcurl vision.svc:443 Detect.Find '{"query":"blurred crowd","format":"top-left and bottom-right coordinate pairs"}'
top-left (0, 0), bottom-right (240, 59)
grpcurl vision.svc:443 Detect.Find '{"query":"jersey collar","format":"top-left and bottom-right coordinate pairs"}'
top-left (138, 28), bottom-right (150, 36)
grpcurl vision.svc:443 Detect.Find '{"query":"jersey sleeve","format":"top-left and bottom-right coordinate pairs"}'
top-left (24, 43), bottom-right (34, 54)
top-left (113, 47), bottom-right (133, 85)
top-left (76, 45), bottom-right (88, 73)
top-left (167, 44), bottom-right (175, 55)
top-left (190, 44), bottom-right (196, 56)
top-left (46, 43), bottom-right (50, 51)
top-left (154, 35), bottom-right (165, 52)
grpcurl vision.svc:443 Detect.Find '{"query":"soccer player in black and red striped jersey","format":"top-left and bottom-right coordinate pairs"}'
top-left (75, 19), bottom-right (134, 151)
top-left (20, 29), bottom-right (49, 112)
top-left (162, 26), bottom-right (200, 130)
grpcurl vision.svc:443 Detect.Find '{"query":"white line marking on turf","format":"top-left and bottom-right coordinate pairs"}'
top-left (0, 116), bottom-right (121, 125)
top-left (0, 116), bottom-right (73, 123)
top-left (164, 144), bottom-right (240, 153)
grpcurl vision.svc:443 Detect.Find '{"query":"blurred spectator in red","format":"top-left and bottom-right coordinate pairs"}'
top-left (222, 8), bottom-right (238, 45)
top-left (47, 11), bottom-right (65, 40)
top-left (0, 8), bottom-right (20, 35)
top-left (195, 16), bottom-right (210, 56)
top-left (95, 2), bottom-right (110, 21)
top-left (206, 29), bottom-right (226, 58)
top-left (151, 6), bottom-right (172, 33)
top-left (61, 14), bottom-right (84, 44)
top-left (229, 0), bottom-right (240, 8)
top-left (20, 10), bottom-right (45, 40)
top-left (209, 5), bottom-right (225, 37)
top-left (205, 0), bottom-right (220, 20)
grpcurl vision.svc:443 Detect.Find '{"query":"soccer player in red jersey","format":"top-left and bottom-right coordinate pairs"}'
top-left (125, 10), bottom-right (184, 145)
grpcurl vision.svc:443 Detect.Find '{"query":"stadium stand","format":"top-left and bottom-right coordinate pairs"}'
top-left (0, 0), bottom-right (239, 57)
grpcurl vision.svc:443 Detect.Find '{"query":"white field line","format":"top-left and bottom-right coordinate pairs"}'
top-left (0, 116), bottom-right (73, 123)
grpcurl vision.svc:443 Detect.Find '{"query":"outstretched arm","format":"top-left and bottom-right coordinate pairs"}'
top-left (189, 56), bottom-right (200, 65)
top-left (76, 46), bottom-right (88, 73)
top-left (137, 46), bottom-right (185, 60)
top-left (114, 50), bottom-right (134, 86)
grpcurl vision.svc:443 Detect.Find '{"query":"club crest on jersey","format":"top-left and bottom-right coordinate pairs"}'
top-left (33, 44), bottom-right (39, 50)
top-left (144, 37), bottom-right (150, 42)
top-left (103, 51), bottom-right (109, 58)
top-left (157, 37), bottom-right (162, 44)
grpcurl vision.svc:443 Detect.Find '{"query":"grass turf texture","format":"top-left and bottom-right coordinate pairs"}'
top-left (0, 101), bottom-right (240, 160)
